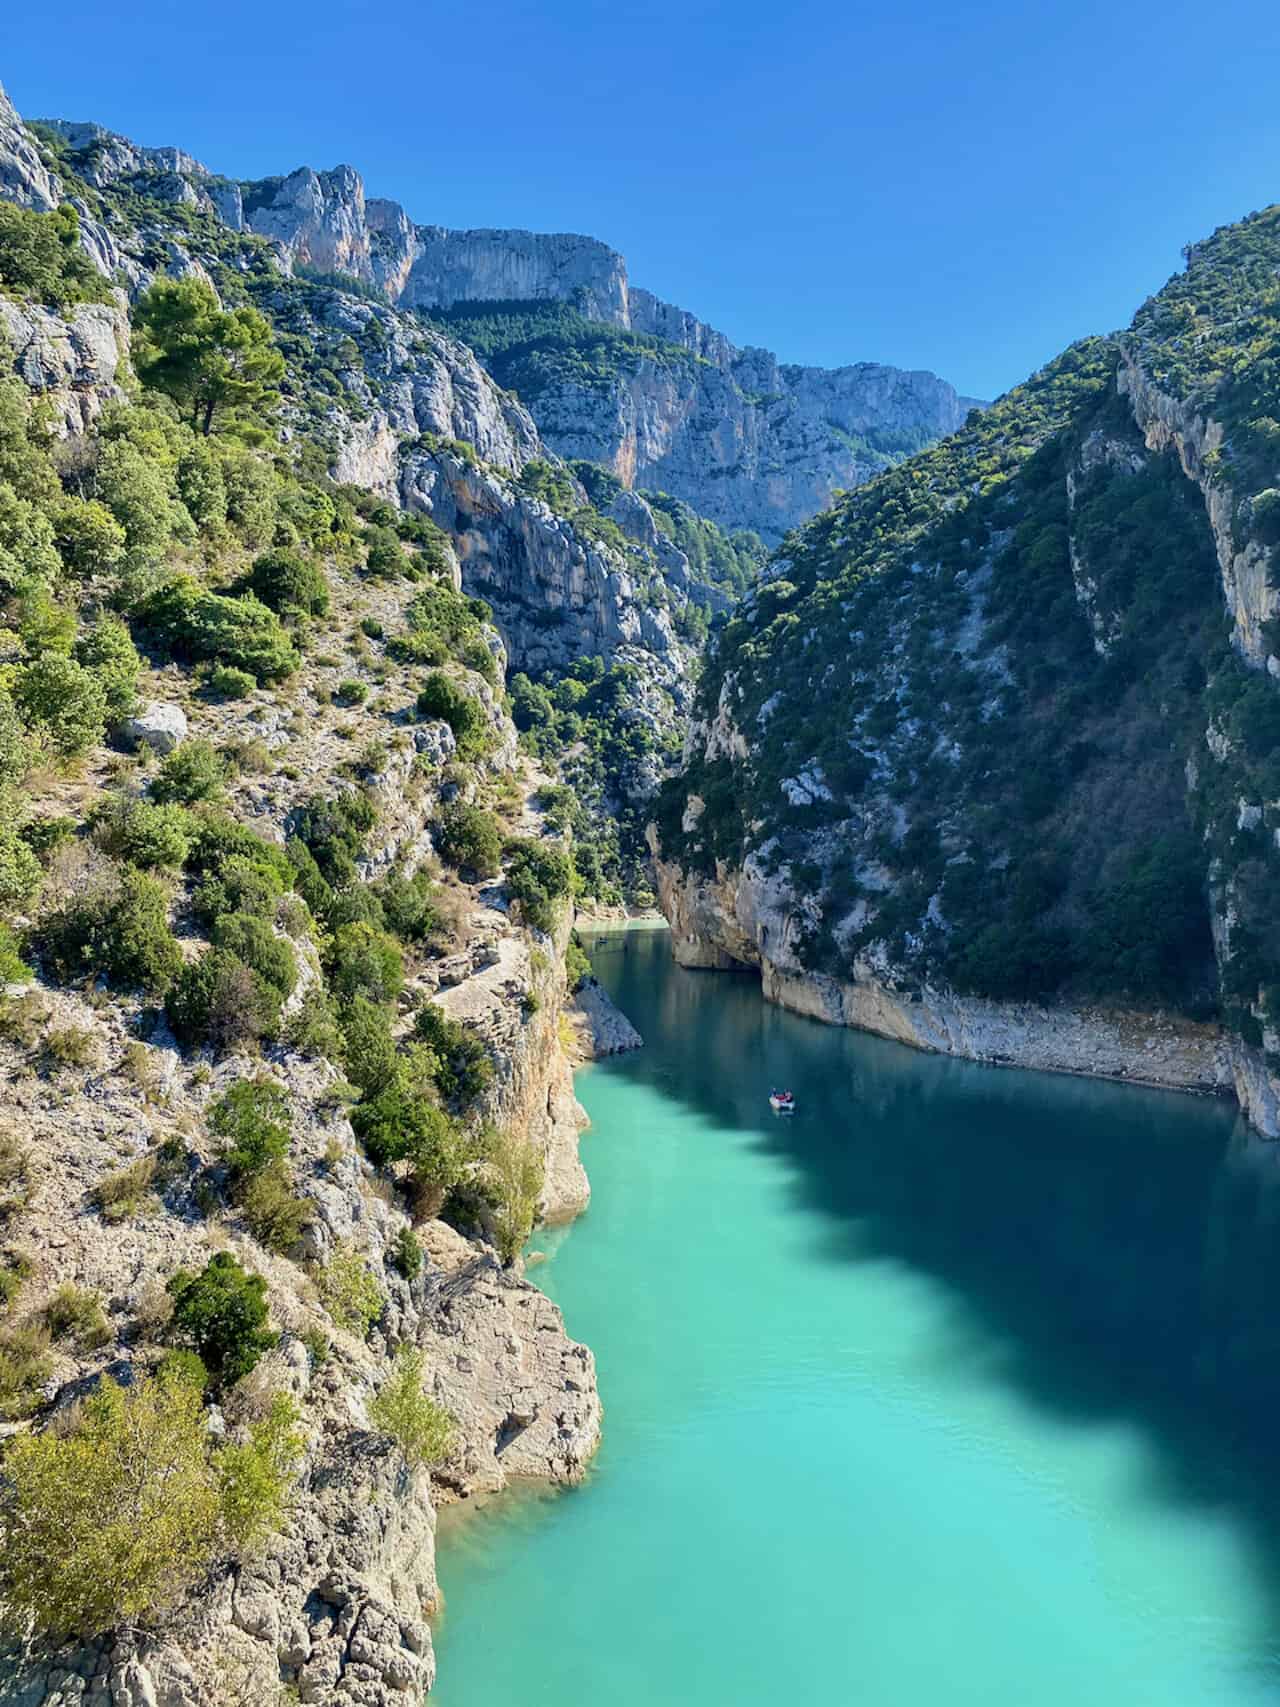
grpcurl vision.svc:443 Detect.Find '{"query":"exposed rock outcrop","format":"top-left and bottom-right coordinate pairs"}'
top-left (32, 114), bottom-right (979, 542)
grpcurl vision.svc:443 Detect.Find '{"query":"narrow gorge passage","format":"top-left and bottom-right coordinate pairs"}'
top-left (436, 929), bottom-right (1280, 1706)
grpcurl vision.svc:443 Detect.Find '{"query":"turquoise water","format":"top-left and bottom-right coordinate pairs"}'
top-left (434, 928), bottom-right (1280, 1704)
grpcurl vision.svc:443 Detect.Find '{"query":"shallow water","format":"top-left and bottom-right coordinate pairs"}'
top-left (434, 928), bottom-right (1280, 1704)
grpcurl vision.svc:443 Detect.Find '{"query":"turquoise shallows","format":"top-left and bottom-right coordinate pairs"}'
top-left (434, 929), bottom-right (1280, 1705)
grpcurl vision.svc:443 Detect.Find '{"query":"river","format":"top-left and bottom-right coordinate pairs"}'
top-left (433, 926), bottom-right (1280, 1704)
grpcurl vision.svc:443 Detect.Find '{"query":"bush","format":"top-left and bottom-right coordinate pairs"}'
top-left (488, 1130), bottom-right (545, 1264)
top-left (72, 617), bottom-right (141, 721)
top-left (339, 994), bottom-right (398, 1096)
top-left (95, 798), bottom-right (193, 869)
top-left (326, 921), bottom-right (403, 1008)
top-left (412, 1002), bottom-right (493, 1104)
top-left (336, 679), bottom-right (367, 706)
top-left (0, 824), bottom-right (41, 906)
top-left (0, 201), bottom-right (107, 310)
top-left (208, 664), bottom-right (256, 700)
top-left (38, 869), bottom-right (182, 993)
top-left (165, 948), bottom-right (282, 1050)
top-left (93, 1154), bottom-right (158, 1222)
top-left (374, 868), bottom-right (442, 944)
top-left (368, 1346), bottom-right (453, 1467)
top-left (391, 1226), bottom-right (422, 1281)
top-left (0, 1367), bottom-right (299, 1638)
top-left (290, 791), bottom-right (376, 887)
top-left (363, 526), bottom-right (403, 578)
top-left (503, 837), bottom-right (573, 933)
top-left (318, 1243), bottom-right (384, 1338)
top-left (150, 737), bottom-right (227, 805)
top-left (167, 1252), bottom-right (275, 1387)
top-left (208, 1078), bottom-right (291, 1179)
top-left (239, 1162), bottom-right (310, 1253)
top-left (565, 934), bottom-right (592, 991)
top-left (211, 912), bottom-right (297, 998)
top-left (52, 500), bottom-right (127, 581)
top-left (143, 577), bottom-right (299, 682)
top-left (0, 1321), bottom-right (53, 1421)
top-left (14, 655), bottom-right (108, 758)
top-left (416, 671), bottom-right (491, 761)
top-left (436, 804), bottom-right (503, 878)
top-left (246, 548), bottom-right (329, 619)
top-left (44, 1283), bottom-right (111, 1349)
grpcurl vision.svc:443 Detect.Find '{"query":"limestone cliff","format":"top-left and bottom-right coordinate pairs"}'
top-left (34, 112), bottom-right (979, 543)
top-left (651, 204), bottom-right (1280, 1134)
top-left (0, 86), bottom-right (622, 1706)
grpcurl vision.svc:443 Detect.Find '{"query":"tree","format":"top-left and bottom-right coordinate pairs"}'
top-left (488, 1130), bottom-right (545, 1264)
top-left (167, 1253), bottom-right (276, 1387)
top-left (368, 1347), bottom-right (453, 1467)
top-left (132, 279), bottom-right (284, 438)
top-left (0, 1368), bottom-right (300, 1639)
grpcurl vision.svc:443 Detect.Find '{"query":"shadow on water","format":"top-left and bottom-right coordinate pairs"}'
top-left (590, 929), bottom-right (1280, 1619)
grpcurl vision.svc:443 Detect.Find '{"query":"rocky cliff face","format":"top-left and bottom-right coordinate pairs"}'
top-left (33, 111), bottom-right (979, 543)
top-left (0, 86), bottom-right (624, 1705)
top-left (651, 204), bottom-right (1280, 1135)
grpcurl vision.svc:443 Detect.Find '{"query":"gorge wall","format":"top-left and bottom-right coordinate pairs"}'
top-left (651, 204), bottom-right (1280, 1135)
top-left (34, 113), bottom-right (980, 542)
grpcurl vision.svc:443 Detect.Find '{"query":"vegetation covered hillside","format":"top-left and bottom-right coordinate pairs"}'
top-left (0, 116), bottom-right (612, 1699)
top-left (655, 204), bottom-right (1280, 1096)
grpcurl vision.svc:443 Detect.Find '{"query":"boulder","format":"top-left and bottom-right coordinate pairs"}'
top-left (119, 701), bottom-right (188, 755)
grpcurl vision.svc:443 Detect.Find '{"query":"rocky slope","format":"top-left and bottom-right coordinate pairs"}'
top-left (652, 204), bottom-right (1280, 1133)
top-left (31, 111), bottom-right (979, 542)
top-left (0, 83), bottom-right (629, 1705)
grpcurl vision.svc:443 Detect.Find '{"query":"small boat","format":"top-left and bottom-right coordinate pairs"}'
top-left (769, 1089), bottom-right (796, 1113)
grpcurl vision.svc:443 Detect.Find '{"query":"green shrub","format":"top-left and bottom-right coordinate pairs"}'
top-left (374, 868), bottom-right (442, 943)
top-left (363, 526), bottom-right (403, 578)
top-left (167, 1252), bottom-right (276, 1387)
top-left (72, 617), bottom-right (141, 721)
top-left (208, 665), bottom-right (256, 700)
top-left (336, 679), bottom-right (367, 706)
top-left (93, 436), bottom-right (175, 558)
top-left (326, 921), bottom-right (403, 1008)
top-left (156, 1349), bottom-right (208, 1392)
top-left (368, 1346), bottom-right (453, 1466)
top-left (416, 671), bottom-right (491, 761)
top-left (318, 1242), bottom-right (384, 1338)
top-left (37, 869), bottom-right (181, 993)
top-left (488, 1130), bottom-right (545, 1263)
top-left (150, 738), bottom-right (227, 805)
top-left (246, 548), bottom-right (329, 618)
top-left (0, 201), bottom-right (107, 310)
top-left (0, 824), bottom-right (41, 906)
top-left (339, 994), bottom-right (398, 1097)
top-left (44, 1283), bottom-right (111, 1350)
top-left (93, 1154), bottom-right (157, 1222)
top-left (436, 803), bottom-right (503, 877)
top-left (208, 1078), bottom-right (291, 1179)
top-left (391, 1226), bottom-right (422, 1281)
top-left (503, 837), bottom-right (573, 933)
top-left (0, 1367), bottom-right (298, 1638)
top-left (0, 924), bottom-right (32, 985)
top-left (239, 1161), bottom-right (309, 1254)
top-left (211, 912), bottom-right (297, 999)
top-left (0, 1320), bottom-right (52, 1420)
top-left (290, 791), bottom-right (376, 887)
top-left (565, 934), bottom-right (592, 991)
top-left (14, 655), bottom-right (108, 758)
top-left (165, 948), bottom-right (282, 1050)
top-left (412, 1002), bottom-right (493, 1104)
top-left (143, 577), bottom-right (299, 682)
top-left (95, 798), bottom-right (194, 869)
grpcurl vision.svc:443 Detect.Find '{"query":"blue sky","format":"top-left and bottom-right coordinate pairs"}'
top-left (5, 0), bottom-right (1280, 400)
